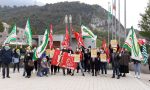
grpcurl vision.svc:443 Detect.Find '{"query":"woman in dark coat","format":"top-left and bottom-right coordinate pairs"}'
top-left (24, 50), bottom-right (34, 78)
top-left (119, 49), bottom-right (130, 77)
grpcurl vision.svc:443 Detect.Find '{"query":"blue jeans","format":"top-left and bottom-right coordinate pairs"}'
top-left (134, 63), bottom-right (141, 76)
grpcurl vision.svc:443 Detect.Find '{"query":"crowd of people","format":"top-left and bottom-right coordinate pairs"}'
top-left (0, 43), bottom-right (150, 81)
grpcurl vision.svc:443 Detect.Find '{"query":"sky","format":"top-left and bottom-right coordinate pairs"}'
top-left (0, 0), bottom-right (149, 30)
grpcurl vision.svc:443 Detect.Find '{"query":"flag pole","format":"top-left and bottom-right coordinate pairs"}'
top-left (108, 2), bottom-right (110, 46)
top-left (114, 0), bottom-right (117, 40)
top-left (118, 0), bottom-right (121, 45)
top-left (111, 0), bottom-right (114, 40)
top-left (124, 0), bottom-right (127, 40)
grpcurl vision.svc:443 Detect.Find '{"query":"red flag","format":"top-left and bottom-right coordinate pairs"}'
top-left (74, 31), bottom-right (85, 47)
top-left (49, 24), bottom-right (53, 49)
top-left (59, 52), bottom-right (77, 70)
top-left (51, 49), bottom-right (61, 66)
top-left (113, 0), bottom-right (116, 11)
top-left (62, 25), bottom-right (70, 48)
top-left (102, 39), bottom-right (110, 62)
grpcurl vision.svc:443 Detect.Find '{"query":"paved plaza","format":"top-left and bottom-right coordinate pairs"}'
top-left (0, 69), bottom-right (150, 90)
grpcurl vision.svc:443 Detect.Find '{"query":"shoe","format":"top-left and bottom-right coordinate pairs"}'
top-left (149, 80), bottom-right (150, 81)
top-left (137, 76), bottom-right (140, 79)
top-left (122, 74), bottom-right (126, 77)
top-left (82, 74), bottom-right (85, 76)
top-left (95, 74), bottom-right (97, 76)
top-left (2, 76), bottom-right (5, 79)
top-left (71, 73), bottom-right (74, 76)
top-left (92, 74), bottom-right (94, 76)
top-left (117, 76), bottom-right (120, 79)
top-left (134, 75), bottom-right (137, 78)
top-left (7, 76), bottom-right (10, 78)
top-left (112, 75), bottom-right (115, 78)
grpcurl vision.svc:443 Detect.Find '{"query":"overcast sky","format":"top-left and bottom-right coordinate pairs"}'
top-left (0, 0), bottom-right (149, 30)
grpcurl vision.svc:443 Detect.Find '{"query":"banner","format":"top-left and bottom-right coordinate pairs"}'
top-left (110, 40), bottom-right (118, 48)
top-left (91, 48), bottom-right (97, 57)
top-left (51, 49), bottom-right (61, 66)
top-left (59, 52), bottom-right (77, 70)
top-left (100, 54), bottom-right (107, 62)
top-left (73, 54), bottom-right (80, 62)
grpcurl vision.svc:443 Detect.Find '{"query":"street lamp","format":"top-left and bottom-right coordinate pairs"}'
top-left (69, 15), bottom-right (72, 46)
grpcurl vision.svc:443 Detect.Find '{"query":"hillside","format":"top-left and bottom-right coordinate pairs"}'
top-left (0, 1), bottom-right (125, 42)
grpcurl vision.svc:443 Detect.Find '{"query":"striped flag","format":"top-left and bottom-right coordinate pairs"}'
top-left (123, 27), bottom-right (143, 61)
top-left (142, 44), bottom-right (148, 64)
top-left (33, 29), bottom-right (49, 60)
top-left (81, 25), bottom-right (97, 40)
top-left (3, 24), bottom-right (17, 44)
top-left (24, 18), bottom-right (32, 46)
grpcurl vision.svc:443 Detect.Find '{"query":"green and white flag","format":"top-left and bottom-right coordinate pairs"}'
top-left (142, 44), bottom-right (148, 64)
top-left (123, 27), bottom-right (143, 61)
top-left (33, 29), bottom-right (49, 60)
top-left (81, 25), bottom-right (97, 40)
top-left (3, 24), bottom-right (17, 44)
top-left (24, 18), bottom-right (32, 46)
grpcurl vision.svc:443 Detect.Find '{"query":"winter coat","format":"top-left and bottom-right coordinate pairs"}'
top-left (119, 51), bottom-right (130, 66)
top-left (111, 52), bottom-right (120, 67)
top-left (1, 48), bottom-right (13, 64)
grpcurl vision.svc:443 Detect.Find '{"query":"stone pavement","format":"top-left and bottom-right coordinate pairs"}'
top-left (0, 69), bottom-right (150, 90)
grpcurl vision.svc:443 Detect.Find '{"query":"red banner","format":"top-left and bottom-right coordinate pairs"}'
top-left (51, 49), bottom-right (61, 66)
top-left (59, 52), bottom-right (77, 70)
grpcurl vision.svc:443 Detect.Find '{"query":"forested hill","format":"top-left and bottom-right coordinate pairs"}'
top-left (0, 1), bottom-right (123, 35)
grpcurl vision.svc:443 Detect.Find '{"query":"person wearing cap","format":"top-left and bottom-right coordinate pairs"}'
top-left (1, 43), bottom-right (13, 79)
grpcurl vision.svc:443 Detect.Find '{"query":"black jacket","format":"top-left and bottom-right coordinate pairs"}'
top-left (1, 48), bottom-right (13, 64)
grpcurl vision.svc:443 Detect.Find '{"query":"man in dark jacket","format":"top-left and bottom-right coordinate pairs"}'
top-left (1, 43), bottom-right (13, 79)
top-left (111, 49), bottom-right (120, 79)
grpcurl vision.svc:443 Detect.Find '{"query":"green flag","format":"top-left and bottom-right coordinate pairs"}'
top-left (123, 27), bottom-right (143, 61)
top-left (81, 25), bottom-right (97, 40)
top-left (24, 18), bottom-right (32, 46)
top-left (33, 29), bottom-right (49, 60)
top-left (3, 24), bottom-right (17, 44)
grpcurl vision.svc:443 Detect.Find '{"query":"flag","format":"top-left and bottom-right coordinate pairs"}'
top-left (142, 44), bottom-right (148, 64)
top-left (3, 24), bottom-right (17, 44)
top-left (112, 0), bottom-right (116, 11)
top-left (123, 27), bottom-right (143, 61)
top-left (49, 24), bottom-right (53, 49)
top-left (59, 52), bottom-right (77, 70)
top-left (33, 29), bottom-right (49, 60)
top-left (74, 31), bottom-right (85, 47)
top-left (24, 18), bottom-right (32, 46)
top-left (51, 49), bottom-right (61, 66)
top-left (108, 2), bottom-right (112, 20)
top-left (81, 25), bottom-right (97, 40)
top-left (102, 39), bottom-right (110, 62)
top-left (62, 25), bottom-right (70, 48)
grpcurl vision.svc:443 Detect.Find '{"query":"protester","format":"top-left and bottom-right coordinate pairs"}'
top-left (24, 48), bottom-right (34, 78)
top-left (1, 43), bottom-right (13, 79)
top-left (91, 52), bottom-right (100, 76)
top-left (0, 47), bottom-right (2, 72)
top-left (84, 48), bottom-right (89, 72)
top-left (132, 59), bottom-right (141, 79)
top-left (111, 48), bottom-right (120, 79)
top-left (12, 48), bottom-right (20, 73)
top-left (100, 48), bottom-right (107, 74)
top-left (119, 49), bottom-right (130, 77)
top-left (71, 48), bottom-right (85, 76)
top-left (40, 57), bottom-right (49, 77)
top-left (61, 46), bottom-right (68, 75)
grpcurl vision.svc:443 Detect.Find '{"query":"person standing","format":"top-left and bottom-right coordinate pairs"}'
top-left (119, 49), bottom-right (130, 77)
top-left (1, 43), bottom-right (13, 79)
top-left (0, 47), bottom-right (2, 72)
top-left (100, 49), bottom-right (107, 75)
top-left (91, 52), bottom-right (100, 76)
top-left (24, 49), bottom-right (34, 78)
top-left (132, 59), bottom-right (141, 79)
top-left (111, 49), bottom-right (120, 79)
top-left (12, 49), bottom-right (20, 73)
